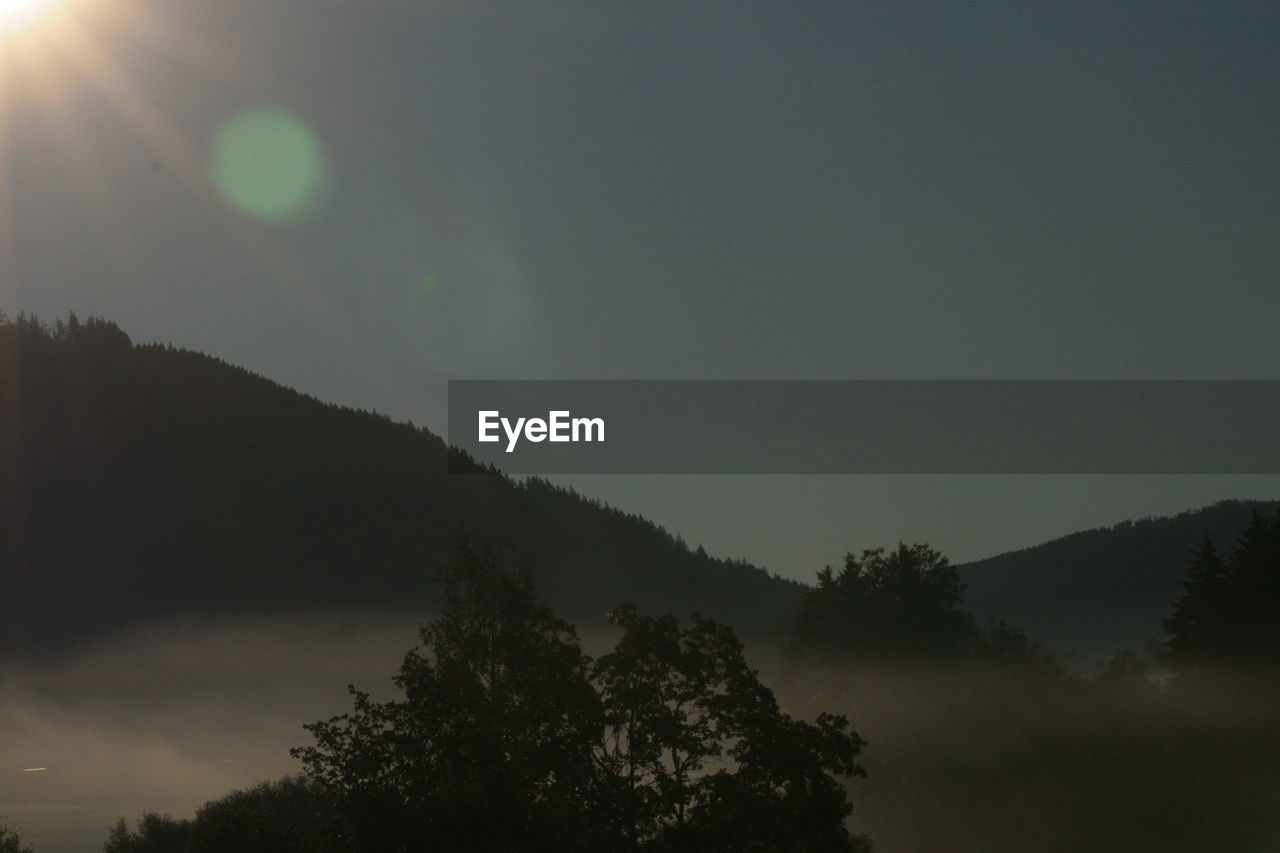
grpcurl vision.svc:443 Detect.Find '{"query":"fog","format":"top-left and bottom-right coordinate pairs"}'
top-left (779, 661), bottom-right (1280, 853)
top-left (0, 611), bottom-right (430, 853)
top-left (3, 615), bottom-right (1277, 853)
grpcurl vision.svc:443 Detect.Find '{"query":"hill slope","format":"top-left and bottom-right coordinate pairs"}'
top-left (957, 498), bottom-right (1280, 667)
top-left (0, 316), bottom-right (803, 656)
top-left (5, 315), bottom-right (1274, 667)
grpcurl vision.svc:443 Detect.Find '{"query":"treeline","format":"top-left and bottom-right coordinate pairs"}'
top-left (789, 542), bottom-right (1053, 668)
top-left (78, 513), bottom-right (1279, 852)
top-left (790, 510), bottom-right (1280, 679)
top-left (778, 514), bottom-right (1280, 852)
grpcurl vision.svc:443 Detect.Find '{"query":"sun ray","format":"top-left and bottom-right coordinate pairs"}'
top-left (22, 32), bottom-right (135, 278)
top-left (46, 9), bottom-right (211, 201)
top-left (83, 0), bottom-right (261, 89)
top-left (0, 50), bottom-right (18, 298)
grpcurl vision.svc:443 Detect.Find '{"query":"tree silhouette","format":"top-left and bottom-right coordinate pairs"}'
top-left (0, 821), bottom-right (32, 853)
top-left (189, 777), bottom-right (345, 853)
top-left (1162, 533), bottom-right (1229, 669)
top-left (103, 812), bottom-right (192, 853)
top-left (103, 778), bottom-right (343, 853)
top-left (594, 605), bottom-right (867, 852)
top-left (1164, 512), bottom-right (1280, 672)
top-left (292, 537), bottom-right (604, 852)
top-left (970, 619), bottom-right (1061, 675)
top-left (294, 540), bottom-right (870, 852)
top-left (787, 543), bottom-right (975, 665)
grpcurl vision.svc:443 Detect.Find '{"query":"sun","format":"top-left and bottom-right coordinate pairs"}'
top-left (0, 0), bottom-right (54, 31)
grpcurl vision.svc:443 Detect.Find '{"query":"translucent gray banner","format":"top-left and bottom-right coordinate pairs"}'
top-left (446, 380), bottom-right (1280, 474)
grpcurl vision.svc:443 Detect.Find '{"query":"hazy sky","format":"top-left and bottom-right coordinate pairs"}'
top-left (3, 0), bottom-right (1278, 578)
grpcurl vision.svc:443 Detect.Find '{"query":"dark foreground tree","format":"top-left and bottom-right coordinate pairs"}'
top-left (293, 538), bottom-right (604, 852)
top-left (0, 821), bottom-right (32, 853)
top-left (104, 812), bottom-right (191, 853)
top-left (595, 605), bottom-right (867, 853)
top-left (189, 777), bottom-right (345, 853)
top-left (294, 540), bottom-right (869, 852)
top-left (103, 778), bottom-right (344, 853)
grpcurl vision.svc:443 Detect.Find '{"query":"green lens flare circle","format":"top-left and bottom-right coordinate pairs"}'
top-left (211, 109), bottom-right (327, 222)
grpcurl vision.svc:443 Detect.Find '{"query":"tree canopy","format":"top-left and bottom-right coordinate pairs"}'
top-left (293, 538), bottom-right (602, 852)
top-left (292, 539), bottom-right (870, 852)
top-left (0, 821), bottom-right (32, 853)
top-left (102, 777), bottom-right (346, 853)
top-left (787, 543), bottom-right (976, 665)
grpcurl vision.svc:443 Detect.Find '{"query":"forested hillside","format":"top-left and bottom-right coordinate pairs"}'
top-left (4, 314), bottom-right (1275, 668)
top-left (0, 315), bottom-right (801, 656)
top-left (958, 499), bottom-right (1280, 666)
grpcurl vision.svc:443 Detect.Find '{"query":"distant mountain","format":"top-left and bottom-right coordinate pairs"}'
top-left (957, 499), bottom-right (1280, 668)
top-left (0, 316), bottom-right (803, 657)
top-left (5, 315), bottom-right (1273, 668)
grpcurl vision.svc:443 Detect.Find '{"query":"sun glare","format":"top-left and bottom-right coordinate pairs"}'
top-left (0, 0), bottom-right (52, 29)
top-left (0, 0), bottom-right (234, 285)
top-left (0, 0), bottom-right (307, 294)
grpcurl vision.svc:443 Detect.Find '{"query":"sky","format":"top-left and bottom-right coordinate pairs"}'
top-left (2, 0), bottom-right (1279, 579)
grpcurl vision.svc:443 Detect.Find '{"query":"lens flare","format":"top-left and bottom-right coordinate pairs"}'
top-left (210, 108), bottom-right (328, 223)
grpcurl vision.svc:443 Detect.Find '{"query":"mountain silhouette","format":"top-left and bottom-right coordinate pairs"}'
top-left (0, 315), bottom-right (802, 657)
top-left (3, 314), bottom-right (1274, 668)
